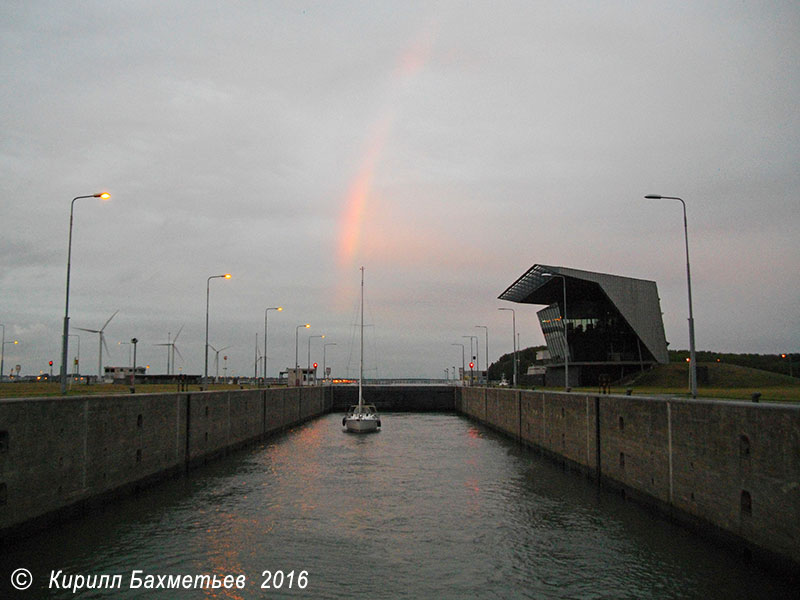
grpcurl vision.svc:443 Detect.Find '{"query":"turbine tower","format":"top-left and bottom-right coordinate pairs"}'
top-left (155, 325), bottom-right (184, 375)
top-left (75, 310), bottom-right (118, 378)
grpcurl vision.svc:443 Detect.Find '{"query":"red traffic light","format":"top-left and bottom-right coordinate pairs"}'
top-left (469, 362), bottom-right (474, 369)
top-left (49, 360), bottom-right (53, 366)
top-left (313, 363), bottom-right (318, 369)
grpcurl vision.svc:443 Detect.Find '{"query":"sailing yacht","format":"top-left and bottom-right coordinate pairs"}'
top-left (343, 267), bottom-right (381, 433)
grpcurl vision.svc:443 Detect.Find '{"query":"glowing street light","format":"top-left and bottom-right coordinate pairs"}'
top-left (645, 194), bottom-right (697, 398)
top-left (204, 273), bottom-right (231, 386)
top-left (264, 306), bottom-right (282, 381)
top-left (295, 323), bottom-right (310, 372)
top-left (60, 192), bottom-right (110, 394)
top-left (1, 323), bottom-right (19, 382)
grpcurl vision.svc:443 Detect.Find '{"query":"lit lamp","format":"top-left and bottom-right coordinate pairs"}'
top-left (263, 306), bottom-right (282, 380)
top-left (645, 194), bottom-right (697, 398)
top-left (204, 273), bottom-right (231, 386)
top-left (60, 192), bottom-right (110, 394)
top-left (1, 324), bottom-right (19, 382)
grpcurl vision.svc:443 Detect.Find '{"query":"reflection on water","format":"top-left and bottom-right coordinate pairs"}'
top-left (1, 413), bottom-right (794, 599)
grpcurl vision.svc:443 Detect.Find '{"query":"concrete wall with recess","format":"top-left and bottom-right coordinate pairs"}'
top-left (330, 385), bottom-right (456, 412)
top-left (459, 387), bottom-right (800, 570)
top-left (0, 387), bottom-right (331, 539)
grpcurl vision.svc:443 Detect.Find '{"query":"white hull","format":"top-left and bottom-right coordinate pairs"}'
top-left (344, 417), bottom-right (379, 433)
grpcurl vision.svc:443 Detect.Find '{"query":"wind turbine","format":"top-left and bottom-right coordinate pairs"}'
top-left (75, 310), bottom-right (118, 378)
top-left (155, 325), bottom-right (184, 375)
top-left (208, 343), bottom-right (231, 381)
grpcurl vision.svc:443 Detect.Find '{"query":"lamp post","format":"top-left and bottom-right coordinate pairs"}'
top-left (307, 334), bottom-right (325, 381)
top-left (295, 324), bottom-right (310, 384)
top-left (60, 192), bottom-right (110, 394)
top-left (263, 306), bottom-right (282, 380)
top-left (542, 272), bottom-right (569, 391)
top-left (323, 342), bottom-right (337, 382)
top-left (204, 273), bottom-right (231, 386)
top-left (118, 340), bottom-right (132, 367)
top-left (645, 194), bottom-right (697, 398)
top-left (498, 307), bottom-right (517, 387)
top-left (451, 343), bottom-right (465, 386)
top-left (1, 325), bottom-right (19, 382)
top-left (68, 334), bottom-right (80, 383)
top-left (130, 338), bottom-right (138, 390)
top-left (462, 335), bottom-right (478, 386)
top-left (475, 325), bottom-right (488, 384)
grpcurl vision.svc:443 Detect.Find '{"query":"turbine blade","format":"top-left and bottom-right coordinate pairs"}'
top-left (101, 333), bottom-right (111, 356)
top-left (100, 310), bottom-right (119, 332)
top-left (173, 324), bottom-right (184, 342)
top-left (173, 345), bottom-right (184, 361)
top-left (75, 327), bottom-right (100, 334)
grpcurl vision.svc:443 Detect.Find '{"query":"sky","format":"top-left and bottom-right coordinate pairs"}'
top-left (1, 1), bottom-right (798, 380)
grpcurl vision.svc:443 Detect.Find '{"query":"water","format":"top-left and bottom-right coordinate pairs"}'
top-left (1, 413), bottom-right (794, 599)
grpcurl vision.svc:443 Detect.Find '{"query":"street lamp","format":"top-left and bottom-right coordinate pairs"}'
top-left (60, 192), bottom-right (110, 394)
top-left (295, 324), bottom-right (310, 382)
top-left (323, 342), bottom-right (337, 382)
top-left (542, 272), bottom-right (569, 391)
top-left (475, 325), bottom-right (488, 384)
top-left (130, 338), bottom-right (138, 390)
top-left (68, 334), bottom-right (80, 382)
top-left (451, 343), bottom-right (465, 386)
top-left (264, 306), bottom-right (283, 380)
top-left (462, 335), bottom-right (478, 386)
top-left (498, 307), bottom-right (517, 387)
top-left (308, 334), bottom-right (325, 373)
top-left (645, 194), bottom-right (697, 398)
top-left (1, 324), bottom-right (19, 382)
top-left (204, 273), bottom-right (231, 386)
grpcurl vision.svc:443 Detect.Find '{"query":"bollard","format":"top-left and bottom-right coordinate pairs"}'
top-left (751, 392), bottom-right (761, 403)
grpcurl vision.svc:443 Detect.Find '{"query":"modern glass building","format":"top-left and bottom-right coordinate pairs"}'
top-left (499, 264), bottom-right (669, 387)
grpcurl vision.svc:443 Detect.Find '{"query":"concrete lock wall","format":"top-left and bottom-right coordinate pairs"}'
top-left (330, 385), bottom-right (457, 412)
top-left (0, 387), bottom-right (331, 539)
top-left (459, 387), bottom-right (800, 571)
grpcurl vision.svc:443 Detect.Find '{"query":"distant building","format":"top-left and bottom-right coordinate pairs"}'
top-left (499, 264), bottom-right (669, 387)
top-left (285, 367), bottom-right (317, 387)
top-left (104, 366), bottom-right (146, 383)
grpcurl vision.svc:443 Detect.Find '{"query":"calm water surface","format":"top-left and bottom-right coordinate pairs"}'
top-left (1, 413), bottom-right (794, 599)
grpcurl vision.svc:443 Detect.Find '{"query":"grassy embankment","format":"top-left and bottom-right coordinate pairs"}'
top-left (590, 362), bottom-right (800, 403)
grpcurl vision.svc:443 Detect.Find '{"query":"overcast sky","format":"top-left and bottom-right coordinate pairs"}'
top-left (1, 1), bottom-right (798, 380)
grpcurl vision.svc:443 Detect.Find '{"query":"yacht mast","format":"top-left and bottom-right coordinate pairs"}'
top-left (358, 266), bottom-right (364, 410)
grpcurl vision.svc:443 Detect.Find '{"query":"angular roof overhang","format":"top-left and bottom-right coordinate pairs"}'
top-left (499, 264), bottom-right (669, 363)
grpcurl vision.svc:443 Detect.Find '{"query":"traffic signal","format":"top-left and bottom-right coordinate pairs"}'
top-left (469, 362), bottom-right (475, 370)
top-left (49, 360), bottom-right (53, 366)
top-left (313, 362), bottom-right (318, 370)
